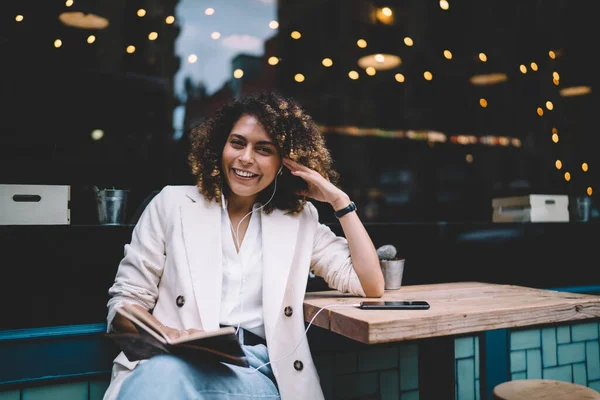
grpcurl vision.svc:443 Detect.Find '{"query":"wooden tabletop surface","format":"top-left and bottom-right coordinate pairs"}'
top-left (303, 282), bottom-right (600, 344)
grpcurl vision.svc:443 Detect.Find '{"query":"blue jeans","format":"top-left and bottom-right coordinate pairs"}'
top-left (117, 344), bottom-right (280, 399)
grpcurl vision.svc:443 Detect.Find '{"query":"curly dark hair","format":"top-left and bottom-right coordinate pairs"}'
top-left (188, 92), bottom-right (339, 214)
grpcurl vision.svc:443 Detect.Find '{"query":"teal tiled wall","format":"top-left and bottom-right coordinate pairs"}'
top-left (0, 380), bottom-right (110, 400)
top-left (455, 336), bottom-right (480, 400)
top-left (313, 342), bottom-right (419, 400)
top-left (509, 321), bottom-right (600, 392)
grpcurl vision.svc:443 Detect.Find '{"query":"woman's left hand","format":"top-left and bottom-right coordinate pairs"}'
top-left (283, 158), bottom-right (349, 210)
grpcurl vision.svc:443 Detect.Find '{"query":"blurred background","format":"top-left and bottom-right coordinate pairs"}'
top-left (2, 0), bottom-right (597, 223)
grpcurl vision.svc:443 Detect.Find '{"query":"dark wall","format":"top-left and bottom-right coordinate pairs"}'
top-left (1, 221), bottom-right (597, 330)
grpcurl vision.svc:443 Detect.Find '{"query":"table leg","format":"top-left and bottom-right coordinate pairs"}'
top-left (419, 336), bottom-right (456, 400)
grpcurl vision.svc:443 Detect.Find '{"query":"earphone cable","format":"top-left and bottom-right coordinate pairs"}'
top-left (248, 303), bottom-right (361, 373)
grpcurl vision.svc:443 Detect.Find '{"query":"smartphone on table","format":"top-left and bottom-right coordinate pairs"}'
top-left (359, 301), bottom-right (430, 310)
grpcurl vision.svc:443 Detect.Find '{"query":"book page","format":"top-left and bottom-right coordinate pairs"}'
top-left (167, 326), bottom-right (237, 345)
top-left (116, 304), bottom-right (169, 343)
top-left (120, 303), bottom-right (238, 346)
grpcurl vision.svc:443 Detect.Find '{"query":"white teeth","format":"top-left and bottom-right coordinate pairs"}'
top-left (234, 169), bottom-right (257, 178)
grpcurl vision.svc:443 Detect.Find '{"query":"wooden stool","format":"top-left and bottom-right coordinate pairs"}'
top-left (493, 379), bottom-right (600, 400)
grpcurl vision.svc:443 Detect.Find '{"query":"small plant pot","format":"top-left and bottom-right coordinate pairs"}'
top-left (380, 259), bottom-right (405, 290)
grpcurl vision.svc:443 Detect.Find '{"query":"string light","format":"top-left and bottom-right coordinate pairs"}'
top-left (357, 39), bottom-right (367, 48)
top-left (268, 57), bottom-right (279, 65)
top-left (205, 8), bottom-right (215, 15)
top-left (165, 16), bottom-right (175, 24)
top-left (294, 73), bottom-right (305, 82)
top-left (443, 50), bottom-right (452, 59)
top-left (322, 58), bottom-right (333, 67)
top-left (137, 9), bottom-right (146, 17)
top-left (394, 73), bottom-right (405, 82)
top-left (404, 37), bottom-right (414, 46)
top-left (291, 31), bottom-right (301, 39)
top-left (126, 45), bottom-right (135, 54)
top-left (269, 20), bottom-right (278, 29)
top-left (187, 54), bottom-right (197, 63)
top-left (87, 35), bottom-right (95, 44)
top-left (555, 160), bottom-right (562, 170)
top-left (233, 69), bottom-right (244, 79)
top-left (148, 32), bottom-right (158, 40)
top-left (54, 39), bottom-right (63, 48)
top-left (65, 0), bottom-right (73, 6)
top-left (15, 15), bottom-right (24, 22)
top-left (348, 70), bottom-right (359, 80)
top-left (211, 32), bottom-right (220, 40)
top-left (581, 163), bottom-right (588, 172)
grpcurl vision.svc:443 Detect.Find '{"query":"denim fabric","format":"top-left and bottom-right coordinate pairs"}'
top-left (117, 344), bottom-right (280, 399)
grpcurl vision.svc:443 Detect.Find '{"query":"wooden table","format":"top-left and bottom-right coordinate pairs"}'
top-left (303, 282), bottom-right (600, 399)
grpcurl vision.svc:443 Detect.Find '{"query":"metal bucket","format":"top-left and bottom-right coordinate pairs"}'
top-left (380, 259), bottom-right (405, 290)
top-left (95, 188), bottom-right (129, 225)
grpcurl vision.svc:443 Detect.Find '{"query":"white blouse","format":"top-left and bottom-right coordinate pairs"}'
top-left (219, 203), bottom-right (265, 339)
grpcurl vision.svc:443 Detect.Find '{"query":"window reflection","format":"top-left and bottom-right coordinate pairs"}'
top-left (2, 0), bottom-right (597, 223)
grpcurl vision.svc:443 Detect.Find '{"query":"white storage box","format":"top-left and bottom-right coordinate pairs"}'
top-left (0, 184), bottom-right (70, 225)
top-left (492, 194), bottom-right (569, 223)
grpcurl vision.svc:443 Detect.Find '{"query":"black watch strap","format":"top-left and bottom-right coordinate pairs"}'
top-left (334, 201), bottom-right (357, 219)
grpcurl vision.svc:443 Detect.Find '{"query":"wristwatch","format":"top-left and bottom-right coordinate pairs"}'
top-left (334, 201), bottom-right (357, 219)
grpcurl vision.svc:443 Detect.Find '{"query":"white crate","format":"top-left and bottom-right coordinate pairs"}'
top-left (0, 184), bottom-right (70, 225)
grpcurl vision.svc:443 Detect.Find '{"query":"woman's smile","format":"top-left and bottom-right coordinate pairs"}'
top-left (232, 168), bottom-right (259, 179)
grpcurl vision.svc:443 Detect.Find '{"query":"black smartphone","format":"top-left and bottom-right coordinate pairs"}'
top-left (359, 301), bottom-right (430, 310)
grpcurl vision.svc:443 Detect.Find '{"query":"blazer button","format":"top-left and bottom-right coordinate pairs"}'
top-left (176, 295), bottom-right (185, 307)
top-left (284, 306), bottom-right (293, 317)
top-left (293, 360), bottom-right (303, 371)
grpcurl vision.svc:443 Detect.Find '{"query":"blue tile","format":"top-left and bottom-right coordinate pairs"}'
top-left (572, 322), bottom-right (599, 342)
top-left (455, 337), bottom-right (474, 358)
top-left (334, 351), bottom-right (357, 374)
top-left (557, 326), bottom-right (571, 344)
top-left (315, 353), bottom-right (334, 399)
top-left (573, 362), bottom-right (587, 386)
top-left (474, 336), bottom-right (480, 380)
top-left (541, 327), bottom-right (557, 367)
top-left (510, 350), bottom-right (526, 373)
top-left (558, 342), bottom-right (586, 365)
top-left (399, 344), bottom-right (419, 391)
top-left (0, 390), bottom-right (20, 400)
top-left (380, 370), bottom-right (400, 400)
top-left (511, 329), bottom-right (540, 350)
top-left (89, 380), bottom-right (110, 400)
top-left (526, 349), bottom-right (542, 379)
top-left (589, 380), bottom-right (600, 392)
top-left (543, 365), bottom-right (573, 382)
top-left (475, 379), bottom-right (480, 400)
top-left (359, 346), bottom-right (398, 371)
top-left (22, 382), bottom-right (88, 400)
top-left (587, 341), bottom-right (600, 381)
top-left (335, 372), bottom-right (378, 398)
top-left (400, 390), bottom-right (419, 400)
top-left (511, 372), bottom-right (527, 380)
top-left (456, 358), bottom-right (475, 400)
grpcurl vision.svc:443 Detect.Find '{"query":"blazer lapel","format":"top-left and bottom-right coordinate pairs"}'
top-left (262, 209), bottom-right (299, 333)
top-left (180, 193), bottom-right (222, 331)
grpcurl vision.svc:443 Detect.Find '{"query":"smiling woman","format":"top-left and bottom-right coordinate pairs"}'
top-left (103, 91), bottom-right (384, 400)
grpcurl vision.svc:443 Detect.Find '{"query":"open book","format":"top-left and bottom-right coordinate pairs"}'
top-left (106, 303), bottom-right (249, 367)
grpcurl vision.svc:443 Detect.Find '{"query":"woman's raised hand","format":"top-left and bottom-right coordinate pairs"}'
top-left (282, 158), bottom-right (350, 210)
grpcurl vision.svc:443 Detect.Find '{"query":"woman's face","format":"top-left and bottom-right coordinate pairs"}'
top-left (221, 114), bottom-right (282, 203)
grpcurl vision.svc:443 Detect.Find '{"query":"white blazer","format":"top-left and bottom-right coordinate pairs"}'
top-left (103, 185), bottom-right (366, 400)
